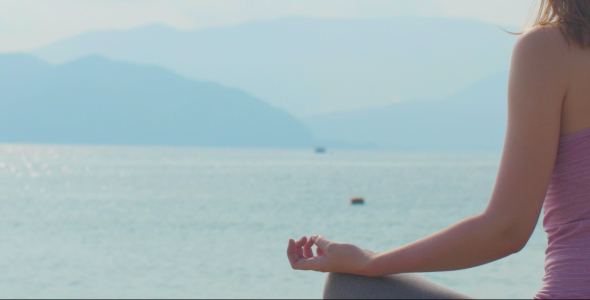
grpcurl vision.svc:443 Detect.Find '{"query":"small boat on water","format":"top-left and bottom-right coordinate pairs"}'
top-left (351, 197), bottom-right (365, 205)
top-left (315, 146), bottom-right (326, 154)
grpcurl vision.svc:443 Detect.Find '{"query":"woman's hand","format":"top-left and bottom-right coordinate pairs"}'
top-left (287, 235), bottom-right (377, 277)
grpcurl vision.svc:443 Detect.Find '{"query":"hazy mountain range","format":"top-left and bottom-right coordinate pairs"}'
top-left (0, 54), bottom-right (313, 148)
top-left (0, 17), bottom-right (515, 151)
top-left (306, 72), bottom-right (509, 152)
top-left (31, 17), bottom-right (518, 116)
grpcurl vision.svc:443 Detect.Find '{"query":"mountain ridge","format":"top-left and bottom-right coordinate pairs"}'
top-left (0, 54), bottom-right (314, 148)
top-left (305, 71), bottom-right (509, 152)
top-left (31, 16), bottom-right (519, 116)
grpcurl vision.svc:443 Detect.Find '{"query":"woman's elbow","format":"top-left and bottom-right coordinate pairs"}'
top-left (491, 232), bottom-right (529, 258)
top-left (480, 213), bottom-right (534, 256)
top-left (505, 238), bottom-right (529, 255)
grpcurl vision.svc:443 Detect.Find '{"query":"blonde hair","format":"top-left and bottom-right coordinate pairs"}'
top-left (522, 0), bottom-right (590, 47)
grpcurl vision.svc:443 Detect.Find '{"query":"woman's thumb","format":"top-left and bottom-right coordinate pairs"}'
top-left (312, 235), bottom-right (332, 251)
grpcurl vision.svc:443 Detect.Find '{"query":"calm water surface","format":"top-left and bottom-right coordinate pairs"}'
top-left (0, 145), bottom-right (545, 298)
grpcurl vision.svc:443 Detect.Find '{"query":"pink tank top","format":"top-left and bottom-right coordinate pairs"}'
top-left (535, 127), bottom-right (590, 299)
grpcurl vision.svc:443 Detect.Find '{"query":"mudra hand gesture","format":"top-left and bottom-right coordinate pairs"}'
top-left (286, 235), bottom-right (377, 277)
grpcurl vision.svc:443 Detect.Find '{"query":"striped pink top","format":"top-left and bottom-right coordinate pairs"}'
top-left (535, 127), bottom-right (590, 299)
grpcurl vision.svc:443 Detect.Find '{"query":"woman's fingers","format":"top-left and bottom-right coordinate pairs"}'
top-left (288, 235), bottom-right (332, 270)
top-left (295, 236), bottom-right (307, 247)
top-left (287, 237), bottom-right (308, 267)
top-left (311, 235), bottom-right (332, 252)
top-left (287, 239), bottom-right (300, 267)
top-left (303, 236), bottom-right (315, 258)
top-left (288, 235), bottom-right (334, 272)
top-left (295, 236), bottom-right (307, 258)
top-left (292, 255), bottom-right (329, 272)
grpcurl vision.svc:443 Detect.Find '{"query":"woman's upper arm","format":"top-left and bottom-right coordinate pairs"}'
top-left (484, 26), bottom-right (571, 249)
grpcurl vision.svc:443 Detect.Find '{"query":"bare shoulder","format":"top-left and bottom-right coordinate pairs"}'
top-left (511, 25), bottom-right (573, 87)
top-left (514, 25), bottom-right (571, 62)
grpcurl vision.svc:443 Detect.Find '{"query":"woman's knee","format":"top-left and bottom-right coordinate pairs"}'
top-left (323, 273), bottom-right (410, 299)
top-left (323, 273), bottom-right (471, 299)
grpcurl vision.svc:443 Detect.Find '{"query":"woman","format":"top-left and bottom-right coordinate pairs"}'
top-left (286, 1), bottom-right (590, 299)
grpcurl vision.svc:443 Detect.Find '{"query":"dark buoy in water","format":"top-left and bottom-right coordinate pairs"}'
top-left (351, 197), bottom-right (365, 205)
top-left (315, 146), bottom-right (326, 154)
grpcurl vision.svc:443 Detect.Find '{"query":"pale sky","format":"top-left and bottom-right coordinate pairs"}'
top-left (0, 0), bottom-right (536, 53)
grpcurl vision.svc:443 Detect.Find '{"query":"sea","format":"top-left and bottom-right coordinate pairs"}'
top-left (0, 144), bottom-right (546, 299)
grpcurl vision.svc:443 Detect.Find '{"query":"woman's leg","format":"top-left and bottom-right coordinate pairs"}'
top-left (323, 273), bottom-right (473, 299)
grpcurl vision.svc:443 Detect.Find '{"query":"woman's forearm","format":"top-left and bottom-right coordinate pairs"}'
top-left (367, 213), bottom-right (524, 277)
